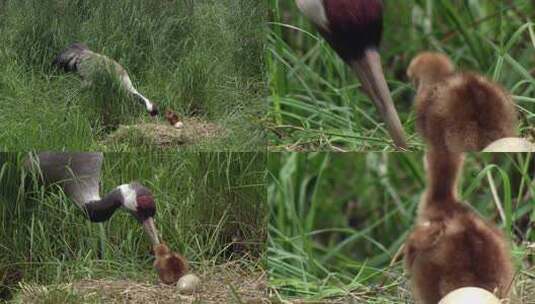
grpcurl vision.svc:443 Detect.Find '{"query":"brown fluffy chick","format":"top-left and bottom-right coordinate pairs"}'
top-left (407, 52), bottom-right (517, 152)
top-left (153, 243), bottom-right (189, 285)
top-left (404, 149), bottom-right (514, 304)
top-left (165, 109), bottom-right (184, 129)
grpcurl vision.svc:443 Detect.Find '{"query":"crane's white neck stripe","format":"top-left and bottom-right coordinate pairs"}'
top-left (296, 0), bottom-right (329, 31)
top-left (135, 93), bottom-right (154, 112)
top-left (87, 194), bottom-right (102, 202)
top-left (118, 184), bottom-right (137, 211)
top-left (145, 99), bottom-right (154, 112)
top-left (120, 73), bottom-right (155, 113)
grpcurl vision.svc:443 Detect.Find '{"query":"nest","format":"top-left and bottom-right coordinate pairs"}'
top-left (103, 118), bottom-right (226, 148)
top-left (15, 262), bottom-right (267, 304)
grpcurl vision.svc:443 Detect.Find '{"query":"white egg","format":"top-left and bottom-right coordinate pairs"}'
top-left (174, 121), bottom-right (184, 129)
top-left (439, 287), bottom-right (502, 304)
top-left (483, 137), bottom-right (535, 152)
top-left (176, 273), bottom-right (200, 294)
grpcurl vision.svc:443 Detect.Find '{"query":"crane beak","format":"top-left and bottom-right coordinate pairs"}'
top-left (142, 217), bottom-right (160, 245)
top-left (351, 49), bottom-right (408, 150)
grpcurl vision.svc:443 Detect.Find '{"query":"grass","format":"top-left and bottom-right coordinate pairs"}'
top-left (267, 0), bottom-right (535, 151)
top-left (0, 0), bottom-right (266, 151)
top-left (0, 152), bottom-right (267, 303)
top-left (268, 152), bottom-right (535, 302)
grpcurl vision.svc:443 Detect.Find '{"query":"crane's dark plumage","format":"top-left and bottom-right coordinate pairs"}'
top-left (82, 188), bottom-right (123, 222)
top-left (52, 43), bottom-right (159, 117)
top-left (319, 0), bottom-right (383, 62)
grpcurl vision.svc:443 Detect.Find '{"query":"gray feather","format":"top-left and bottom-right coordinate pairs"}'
top-left (52, 43), bottom-right (91, 72)
top-left (26, 152), bottom-right (103, 207)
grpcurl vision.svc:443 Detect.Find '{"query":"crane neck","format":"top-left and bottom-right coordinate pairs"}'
top-left (81, 188), bottom-right (123, 222)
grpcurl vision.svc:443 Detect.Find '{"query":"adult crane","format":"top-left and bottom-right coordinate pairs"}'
top-left (53, 43), bottom-right (159, 117)
top-left (26, 152), bottom-right (160, 246)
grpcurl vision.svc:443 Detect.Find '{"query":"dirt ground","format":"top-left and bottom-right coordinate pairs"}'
top-left (103, 117), bottom-right (226, 148)
top-left (14, 262), bottom-right (267, 304)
